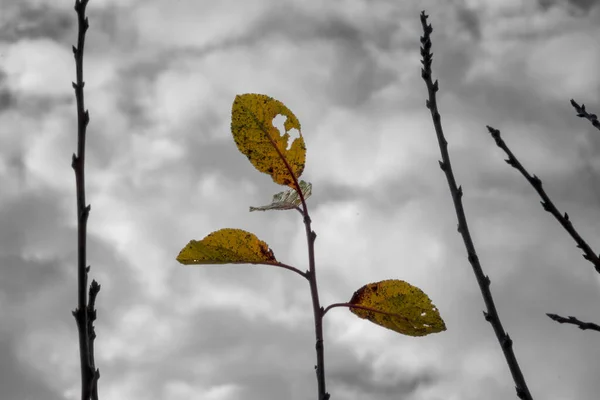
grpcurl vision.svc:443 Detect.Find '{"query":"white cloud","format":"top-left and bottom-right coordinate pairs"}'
top-left (2, 1), bottom-right (600, 400)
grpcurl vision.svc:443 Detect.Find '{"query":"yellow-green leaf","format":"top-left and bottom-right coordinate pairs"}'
top-left (249, 180), bottom-right (312, 212)
top-left (176, 228), bottom-right (277, 265)
top-left (231, 93), bottom-right (305, 188)
top-left (349, 279), bottom-right (446, 337)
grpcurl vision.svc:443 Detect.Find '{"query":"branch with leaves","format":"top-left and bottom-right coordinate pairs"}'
top-left (176, 93), bottom-right (447, 400)
top-left (66, 3), bottom-right (598, 399)
top-left (71, 1), bottom-right (101, 400)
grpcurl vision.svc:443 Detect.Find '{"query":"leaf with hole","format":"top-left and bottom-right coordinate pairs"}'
top-left (231, 93), bottom-right (305, 188)
top-left (349, 279), bottom-right (446, 336)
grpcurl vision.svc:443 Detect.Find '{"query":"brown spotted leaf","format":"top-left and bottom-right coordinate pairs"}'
top-left (349, 279), bottom-right (446, 337)
top-left (231, 93), bottom-right (305, 188)
top-left (176, 228), bottom-right (277, 265)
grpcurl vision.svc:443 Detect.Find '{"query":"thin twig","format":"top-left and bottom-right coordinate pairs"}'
top-left (485, 126), bottom-right (600, 274)
top-left (419, 10), bottom-right (533, 400)
top-left (302, 213), bottom-right (329, 400)
top-left (571, 99), bottom-right (600, 132)
top-left (485, 103), bottom-right (600, 332)
top-left (245, 99), bottom-right (330, 399)
top-left (546, 313), bottom-right (600, 332)
top-left (70, 1), bottom-right (100, 399)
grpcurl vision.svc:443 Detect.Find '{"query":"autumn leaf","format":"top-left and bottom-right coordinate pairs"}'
top-left (349, 279), bottom-right (446, 337)
top-left (249, 180), bottom-right (312, 212)
top-left (231, 93), bottom-right (305, 188)
top-left (176, 228), bottom-right (277, 265)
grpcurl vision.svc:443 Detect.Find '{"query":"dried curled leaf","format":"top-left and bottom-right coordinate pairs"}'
top-left (176, 228), bottom-right (277, 265)
top-left (250, 180), bottom-right (312, 212)
top-left (231, 93), bottom-right (305, 188)
top-left (349, 279), bottom-right (446, 337)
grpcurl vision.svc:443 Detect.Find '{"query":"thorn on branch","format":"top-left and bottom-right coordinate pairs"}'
top-left (502, 333), bottom-right (513, 348)
top-left (487, 126), bottom-right (500, 138)
top-left (483, 311), bottom-right (488, 320)
top-left (541, 201), bottom-right (551, 212)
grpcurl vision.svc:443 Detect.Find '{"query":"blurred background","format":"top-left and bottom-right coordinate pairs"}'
top-left (0, 0), bottom-right (599, 399)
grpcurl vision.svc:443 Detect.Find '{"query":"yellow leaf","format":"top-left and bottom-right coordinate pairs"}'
top-left (176, 228), bottom-right (277, 265)
top-left (231, 93), bottom-right (305, 188)
top-left (349, 279), bottom-right (446, 337)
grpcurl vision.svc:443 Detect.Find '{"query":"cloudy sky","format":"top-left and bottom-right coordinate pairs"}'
top-left (1, 0), bottom-right (600, 399)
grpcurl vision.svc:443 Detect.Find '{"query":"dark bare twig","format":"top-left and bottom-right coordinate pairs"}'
top-left (87, 281), bottom-right (101, 399)
top-left (485, 104), bottom-right (600, 333)
top-left (546, 313), bottom-right (600, 332)
top-left (419, 10), bottom-right (533, 400)
top-left (70, 1), bottom-right (100, 399)
top-left (486, 126), bottom-right (600, 274)
top-left (571, 99), bottom-right (600, 132)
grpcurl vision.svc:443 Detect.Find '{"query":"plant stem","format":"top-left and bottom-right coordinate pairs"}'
top-left (322, 302), bottom-right (400, 318)
top-left (303, 216), bottom-right (329, 400)
top-left (239, 97), bottom-right (329, 397)
top-left (70, 1), bottom-right (100, 399)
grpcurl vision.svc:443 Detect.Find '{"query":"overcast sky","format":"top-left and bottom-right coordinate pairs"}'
top-left (1, 0), bottom-right (600, 399)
